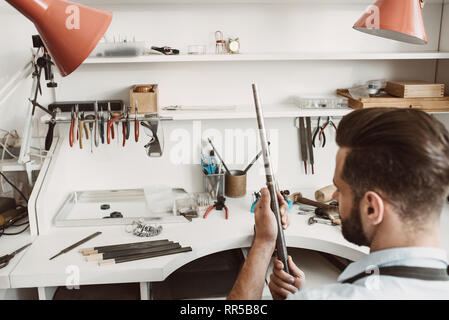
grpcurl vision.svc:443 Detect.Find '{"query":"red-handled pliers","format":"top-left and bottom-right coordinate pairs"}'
top-left (107, 114), bottom-right (122, 144)
top-left (69, 105), bottom-right (79, 147)
top-left (203, 196), bottom-right (229, 220)
top-left (318, 117), bottom-right (338, 142)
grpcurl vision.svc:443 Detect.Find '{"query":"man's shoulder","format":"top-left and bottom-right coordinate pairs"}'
top-left (287, 283), bottom-right (377, 300)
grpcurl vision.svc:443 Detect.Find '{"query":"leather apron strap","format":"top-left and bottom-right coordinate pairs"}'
top-left (343, 265), bottom-right (449, 284)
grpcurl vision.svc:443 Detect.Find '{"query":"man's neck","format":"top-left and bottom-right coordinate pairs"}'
top-left (369, 221), bottom-right (441, 253)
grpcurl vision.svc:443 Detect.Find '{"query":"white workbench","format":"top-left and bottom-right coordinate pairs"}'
top-left (4, 194), bottom-right (449, 299)
top-left (7, 194), bottom-right (368, 299)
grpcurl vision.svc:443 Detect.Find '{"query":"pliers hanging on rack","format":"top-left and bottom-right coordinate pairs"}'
top-left (312, 116), bottom-right (326, 148)
top-left (107, 102), bottom-right (114, 143)
top-left (134, 101), bottom-right (139, 143)
top-left (100, 107), bottom-right (105, 144)
top-left (108, 112), bottom-right (122, 145)
top-left (203, 196), bottom-right (229, 220)
top-left (69, 105), bottom-right (78, 147)
top-left (79, 112), bottom-right (89, 149)
top-left (318, 117), bottom-right (337, 142)
top-left (122, 105), bottom-right (130, 147)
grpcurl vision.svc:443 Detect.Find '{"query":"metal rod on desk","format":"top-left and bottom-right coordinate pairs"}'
top-left (252, 83), bottom-right (290, 275)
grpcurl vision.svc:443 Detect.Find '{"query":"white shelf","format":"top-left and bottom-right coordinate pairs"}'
top-left (160, 105), bottom-right (353, 121)
top-left (84, 52), bottom-right (449, 65)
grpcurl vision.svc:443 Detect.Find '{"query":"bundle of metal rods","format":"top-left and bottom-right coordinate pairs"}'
top-left (79, 239), bottom-right (192, 266)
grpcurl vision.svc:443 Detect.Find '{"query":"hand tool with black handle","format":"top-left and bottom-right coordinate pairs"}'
top-left (45, 110), bottom-right (57, 151)
top-left (207, 138), bottom-right (231, 175)
top-left (243, 142), bottom-right (270, 174)
top-left (99, 246), bottom-right (192, 266)
top-left (252, 84), bottom-right (289, 275)
top-left (86, 243), bottom-right (181, 261)
top-left (0, 243), bottom-right (32, 269)
top-left (100, 110), bottom-right (105, 144)
top-left (296, 117), bottom-right (308, 175)
top-left (79, 239), bottom-right (171, 255)
top-left (305, 117), bottom-right (315, 174)
top-left (49, 231), bottom-right (102, 260)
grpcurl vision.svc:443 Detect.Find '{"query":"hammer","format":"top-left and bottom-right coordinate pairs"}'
top-left (289, 192), bottom-right (341, 226)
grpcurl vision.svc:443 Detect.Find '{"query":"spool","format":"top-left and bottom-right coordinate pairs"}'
top-left (315, 185), bottom-right (337, 203)
top-left (225, 170), bottom-right (247, 198)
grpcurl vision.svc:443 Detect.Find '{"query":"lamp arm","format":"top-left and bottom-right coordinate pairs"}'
top-left (0, 61), bottom-right (33, 108)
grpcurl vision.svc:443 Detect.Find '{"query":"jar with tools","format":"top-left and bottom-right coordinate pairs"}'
top-left (202, 150), bottom-right (225, 200)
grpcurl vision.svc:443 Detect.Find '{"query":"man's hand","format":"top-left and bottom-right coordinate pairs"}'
top-left (254, 188), bottom-right (290, 250)
top-left (269, 256), bottom-right (306, 300)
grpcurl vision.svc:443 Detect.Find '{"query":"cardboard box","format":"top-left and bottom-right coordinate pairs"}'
top-left (386, 81), bottom-right (444, 98)
top-left (129, 84), bottom-right (158, 114)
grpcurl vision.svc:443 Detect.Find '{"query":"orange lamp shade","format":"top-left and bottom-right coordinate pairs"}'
top-left (6, 0), bottom-right (112, 76)
top-left (353, 0), bottom-right (427, 45)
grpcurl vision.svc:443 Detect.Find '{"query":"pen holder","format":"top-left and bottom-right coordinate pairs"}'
top-left (204, 171), bottom-right (225, 200)
top-left (225, 170), bottom-right (247, 198)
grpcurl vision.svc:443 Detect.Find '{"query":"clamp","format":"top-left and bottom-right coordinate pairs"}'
top-left (203, 196), bottom-right (229, 220)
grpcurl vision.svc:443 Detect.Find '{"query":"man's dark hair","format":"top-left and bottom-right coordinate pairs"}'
top-left (336, 108), bottom-right (449, 224)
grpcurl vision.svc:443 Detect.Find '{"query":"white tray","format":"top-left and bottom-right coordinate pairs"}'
top-left (54, 189), bottom-right (188, 227)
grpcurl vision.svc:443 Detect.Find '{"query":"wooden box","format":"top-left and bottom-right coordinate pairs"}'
top-left (385, 81), bottom-right (444, 98)
top-left (337, 89), bottom-right (449, 112)
top-left (129, 84), bottom-right (159, 114)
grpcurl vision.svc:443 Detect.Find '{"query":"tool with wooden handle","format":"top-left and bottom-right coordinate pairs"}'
top-left (79, 239), bottom-right (171, 255)
top-left (252, 83), bottom-right (289, 275)
top-left (315, 185), bottom-right (337, 203)
top-left (50, 231), bottom-right (102, 260)
top-left (290, 192), bottom-right (341, 226)
top-left (99, 246), bottom-right (192, 266)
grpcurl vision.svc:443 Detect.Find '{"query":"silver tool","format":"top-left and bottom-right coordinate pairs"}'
top-left (252, 83), bottom-right (289, 275)
top-left (94, 101), bottom-right (99, 148)
top-left (308, 216), bottom-right (338, 226)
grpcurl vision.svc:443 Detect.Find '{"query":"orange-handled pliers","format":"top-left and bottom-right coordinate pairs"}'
top-left (69, 106), bottom-right (76, 147)
top-left (203, 196), bottom-right (229, 220)
top-left (107, 113), bottom-right (122, 145)
top-left (134, 102), bottom-right (139, 142)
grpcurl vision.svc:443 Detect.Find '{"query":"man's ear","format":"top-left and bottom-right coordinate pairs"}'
top-left (360, 191), bottom-right (384, 226)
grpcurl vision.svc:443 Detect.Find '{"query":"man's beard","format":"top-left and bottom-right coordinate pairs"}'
top-left (341, 198), bottom-right (370, 247)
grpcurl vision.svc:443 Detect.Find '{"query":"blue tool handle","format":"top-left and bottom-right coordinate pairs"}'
top-left (251, 199), bottom-right (292, 213)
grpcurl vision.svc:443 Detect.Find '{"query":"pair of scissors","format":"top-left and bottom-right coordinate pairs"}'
top-left (0, 243), bottom-right (32, 269)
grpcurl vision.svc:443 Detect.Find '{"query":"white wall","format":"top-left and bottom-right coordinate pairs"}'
top-left (0, 1), bottom-right (447, 235)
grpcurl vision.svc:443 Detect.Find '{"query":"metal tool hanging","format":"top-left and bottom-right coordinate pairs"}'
top-left (45, 100), bottom-right (170, 157)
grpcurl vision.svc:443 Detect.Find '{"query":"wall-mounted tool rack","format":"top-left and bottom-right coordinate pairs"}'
top-left (48, 100), bottom-right (124, 113)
